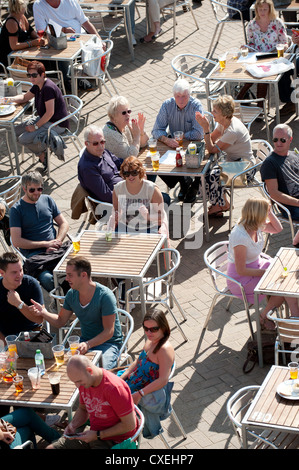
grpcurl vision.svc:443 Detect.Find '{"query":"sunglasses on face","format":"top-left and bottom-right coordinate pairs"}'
top-left (87, 140), bottom-right (105, 146)
top-left (273, 137), bottom-right (287, 143)
top-left (27, 72), bottom-right (39, 78)
top-left (143, 326), bottom-right (160, 333)
top-left (121, 109), bottom-right (132, 115)
top-left (123, 169), bottom-right (139, 177)
top-left (28, 187), bottom-right (43, 193)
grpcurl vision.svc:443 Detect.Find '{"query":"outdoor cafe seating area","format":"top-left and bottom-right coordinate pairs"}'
top-left (0, 0), bottom-right (299, 451)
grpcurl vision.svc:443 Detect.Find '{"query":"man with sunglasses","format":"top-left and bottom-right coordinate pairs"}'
top-left (9, 171), bottom-right (69, 291)
top-left (261, 124), bottom-right (299, 221)
top-left (78, 125), bottom-right (123, 204)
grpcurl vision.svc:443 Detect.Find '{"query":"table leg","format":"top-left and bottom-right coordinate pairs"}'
top-left (274, 82), bottom-right (280, 125)
top-left (242, 424), bottom-right (249, 449)
top-left (254, 291), bottom-right (264, 368)
top-left (200, 173), bottom-right (210, 242)
top-left (9, 123), bottom-right (21, 174)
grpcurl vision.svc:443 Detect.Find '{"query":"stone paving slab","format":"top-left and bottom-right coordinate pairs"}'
top-left (0, 0), bottom-right (299, 450)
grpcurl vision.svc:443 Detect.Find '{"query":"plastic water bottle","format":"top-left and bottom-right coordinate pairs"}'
top-left (35, 349), bottom-right (45, 376)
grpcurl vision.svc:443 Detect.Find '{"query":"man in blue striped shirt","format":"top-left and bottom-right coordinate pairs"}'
top-left (152, 79), bottom-right (204, 203)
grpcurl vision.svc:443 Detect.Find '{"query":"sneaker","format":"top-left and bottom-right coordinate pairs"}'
top-left (132, 35), bottom-right (137, 47)
top-left (79, 79), bottom-right (95, 91)
top-left (45, 414), bottom-right (61, 427)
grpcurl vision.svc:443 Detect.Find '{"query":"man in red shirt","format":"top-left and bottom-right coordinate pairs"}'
top-left (48, 355), bottom-right (138, 449)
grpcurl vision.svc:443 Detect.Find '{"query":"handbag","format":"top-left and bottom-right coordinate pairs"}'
top-left (243, 333), bottom-right (276, 374)
top-left (80, 37), bottom-right (104, 76)
top-left (219, 160), bottom-right (251, 188)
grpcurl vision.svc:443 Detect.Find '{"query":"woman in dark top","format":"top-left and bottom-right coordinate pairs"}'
top-left (0, 0), bottom-right (44, 66)
top-left (3, 60), bottom-right (68, 170)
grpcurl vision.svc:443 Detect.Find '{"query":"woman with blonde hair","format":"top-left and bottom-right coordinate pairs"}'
top-left (0, 0), bottom-right (45, 66)
top-left (227, 197), bottom-right (299, 329)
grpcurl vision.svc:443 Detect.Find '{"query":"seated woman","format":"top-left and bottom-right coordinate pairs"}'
top-left (112, 156), bottom-right (170, 233)
top-left (227, 197), bottom-right (299, 330)
top-left (237, 0), bottom-right (289, 111)
top-left (195, 94), bottom-right (256, 216)
top-left (0, 408), bottom-right (60, 449)
top-left (0, 0), bottom-right (45, 67)
top-left (119, 308), bottom-right (175, 438)
top-left (3, 60), bottom-right (69, 171)
top-left (103, 96), bottom-right (149, 160)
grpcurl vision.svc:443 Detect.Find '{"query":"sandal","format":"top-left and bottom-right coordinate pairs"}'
top-left (260, 316), bottom-right (276, 331)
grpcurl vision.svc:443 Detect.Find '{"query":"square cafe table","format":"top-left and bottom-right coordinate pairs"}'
top-left (241, 365), bottom-right (299, 448)
top-left (138, 141), bottom-right (214, 242)
top-left (254, 247), bottom-right (299, 367)
top-left (53, 230), bottom-right (167, 317)
top-left (0, 351), bottom-right (101, 421)
top-left (8, 34), bottom-right (93, 95)
top-left (205, 53), bottom-right (296, 125)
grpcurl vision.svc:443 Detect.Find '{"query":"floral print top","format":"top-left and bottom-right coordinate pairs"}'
top-left (125, 349), bottom-right (159, 393)
top-left (247, 18), bottom-right (288, 52)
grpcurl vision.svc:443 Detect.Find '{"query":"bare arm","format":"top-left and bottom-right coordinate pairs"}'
top-left (77, 313), bottom-right (116, 354)
top-left (234, 245), bottom-right (266, 277)
top-left (82, 20), bottom-right (102, 38)
top-left (265, 178), bottom-right (299, 208)
top-left (10, 226), bottom-right (61, 251)
top-left (29, 300), bottom-right (72, 329)
top-left (6, 290), bottom-right (43, 324)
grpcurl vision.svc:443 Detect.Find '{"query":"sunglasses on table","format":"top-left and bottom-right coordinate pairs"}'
top-left (121, 110), bottom-right (132, 115)
top-left (27, 73), bottom-right (39, 78)
top-left (273, 138), bottom-right (287, 143)
top-left (87, 140), bottom-right (106, 146)
top-left (143, 326), bottom-right (160, 333)
top-left (123, 169), bottom-right (139, 177)
top-left (28, 187), bottom-right (43, 193)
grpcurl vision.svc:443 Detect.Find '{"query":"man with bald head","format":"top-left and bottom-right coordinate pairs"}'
top-left (48, 355), bottom-right (137, 449)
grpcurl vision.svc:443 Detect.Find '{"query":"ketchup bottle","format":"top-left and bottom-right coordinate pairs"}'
top-left (176, 147), bottom-right (183, 167)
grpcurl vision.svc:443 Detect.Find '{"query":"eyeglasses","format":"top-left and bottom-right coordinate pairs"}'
top-left (273, 137), bottom-right (287, 143)
top-left (87, 140), bottom-right (106, 146)
top-left (143, 326), bottom-right (160, 333)
top-left (28, 187), bottom-right (43, 193)
top-left (121, 110), bottom-right (132, 115)
top-left (27, 73), bottom-right (39, 78)
top-left (122, 169), bottom-right (139, 177)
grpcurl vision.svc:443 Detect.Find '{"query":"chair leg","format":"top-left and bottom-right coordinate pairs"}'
top-left (165, 304), bottom-right (188, 342)
top-left (203, 293), bottom-right (219, 329)
top-left (171, 291), bottom-right (187, 321)
top-left (159, 432), bottom-right (171, 449)
top-left (171, 409), bottom-right (187, 439)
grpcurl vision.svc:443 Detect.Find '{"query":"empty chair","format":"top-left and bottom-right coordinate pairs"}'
top-left (83, 8), bottom-right (125, 40)
top-left (0, 175), bottom-right (22, 251)
top-left (203, 241), bottom-right (255, 340)
top-left (86, 195), bottom-right (113, 229)
top-left (267, 309), bottom-right (299, 365)
top-left (227, 385), bottom-right (299, 448)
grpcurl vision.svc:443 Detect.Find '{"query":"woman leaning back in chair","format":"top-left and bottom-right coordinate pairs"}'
top-left (1, 60), bottom-right (69, 171)
top-left (227, 197), bottom-right (299, 330)
top-left (119, 308), bottom-right (175, 406)
top-left (0, 0), bottom-right (45, 67)
top-left (195, 94), bottom-right (256, 217)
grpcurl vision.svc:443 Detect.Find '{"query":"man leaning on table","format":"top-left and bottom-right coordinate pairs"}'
top-left (260, 123), bottom-right (299, 221)
top-left (30, 256), bottom-right (123, 370)
top-left (152, 78), bottom-right (204, 203)
top-left (47, 355), bottom-right (138, 449)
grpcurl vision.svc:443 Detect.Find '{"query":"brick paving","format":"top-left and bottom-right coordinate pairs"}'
top-left (1, 0), bottom-right (299, 450)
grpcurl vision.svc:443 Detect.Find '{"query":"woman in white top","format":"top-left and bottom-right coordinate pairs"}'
top-left (112, 156), bottom-right (169, 234)
top-left (196, 95), bottom-right (255, 216)
top-left (103, 96), bottom-right (149, 160)
top-left (227, 197), bottom-right (299, 329)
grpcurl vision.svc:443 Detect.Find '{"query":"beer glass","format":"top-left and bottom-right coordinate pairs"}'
top-left (52, 345), bottom-right (65, 367)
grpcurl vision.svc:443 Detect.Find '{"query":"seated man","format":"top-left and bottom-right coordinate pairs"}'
top-left (152, 78), bottom-right (204, 203)
top-left (30, 257), bottom-right (123, 370)
top-left (0, 252), bottom-right (44, 343)
top-left (78, 125), bottom-right (123, 204)
top-left (47, 355), bottom-right (138, 449)
top-left (261, 123), bottom-right (299, 221)
top-left (9, 171), bottom-right (69, 292)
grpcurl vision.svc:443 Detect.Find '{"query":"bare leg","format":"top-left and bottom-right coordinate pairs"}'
top-left (286, 298), bottom-right (299, 317)
top-left (260, 295), bottom-right (285, 330)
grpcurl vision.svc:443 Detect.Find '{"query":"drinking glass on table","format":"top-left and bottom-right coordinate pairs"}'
top-left (69, 232), bottom-right (81, 253)
top-left (276, 44), bottom-right (284, 58)
top-left (37, 29), bottom-right (45, 45)
top-left (174, 131), bottom-right (184, 147)
top-left (148, 138), bottom-right (157, 155)
top-left (218, 53), bottom-right (227, 71)
top-left (5, 335), bottom-right (17, 357)
top-left (68, 335), bottom-right (80, 355)
top-left (240, 46), bottom-right (248, 58)
top-left (288, 362), bottom-right (298, 380)
top-left (151, 152), bottom-right (160, 171)
top-left (52, 345), bottom-right (65, 367)
top-left (13, 375), bottom-right (23, 394)
top-left (28, 367), bottom-right (41, 390)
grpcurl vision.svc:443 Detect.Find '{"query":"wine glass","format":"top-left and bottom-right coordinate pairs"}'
top-left (37, 29), bottom-right (45, 45)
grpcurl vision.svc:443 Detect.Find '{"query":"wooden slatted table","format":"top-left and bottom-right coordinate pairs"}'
top-left (0, 351), bottom-right (101, 421)
top-left (138, 141), bottom-right (214, 241)
top-left (8, 34), bottom-right (93, 94)
top-left (254, 247), bottom-right (299, 367)
top-left (53, 230), bottom-right (166, 316)
top-left (242, 365), bottom-right (299, 448)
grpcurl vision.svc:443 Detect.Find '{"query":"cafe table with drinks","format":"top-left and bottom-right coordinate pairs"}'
top-left (0, 335), bottom-right (101, 421)
top-left (205, 46), bottom-right (297, 125)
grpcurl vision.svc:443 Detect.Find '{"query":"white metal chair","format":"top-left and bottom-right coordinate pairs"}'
top-left (124, 248), bottom-right (188, 342)
top-left (171, 53), bottom-right (226, 99)
top-left (227, 385), bottom-right (299, 448)
top-left (14, 440), bottom-right (35, 449)
top-left (7, 63), bottom-right (66, 94)
top-left (0, 175), bottom-right (22, 252)
top-left (69, 39), bottom-right (119, 98)
top-left (45, 95), bottom-right (83, 178)
top-left (223, 139), bottom-right (273, 230)
top-left (208, 0), bottom-right (247, 56)
top-left (203, 241), bottom-right (255, 340)
top-left (83, 8), bottom-right (125, 39)
top-left (262, 183), bottom-right (299, 242)
top-left (131, 405), bottom-right (145, 448)
top-left (0, 62), bottom-right (7, 78)
top-left (161, 0), bottom-right (199, 42)
top-left (86, 195), bottom-right (113, 228)
top-left (267, 309), bottom-right (299, 365)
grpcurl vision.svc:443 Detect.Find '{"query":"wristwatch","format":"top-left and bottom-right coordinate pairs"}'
top-left (34, 124), bottom-right (39, 130)
top-left (17, 301), bottom-right (24, 310)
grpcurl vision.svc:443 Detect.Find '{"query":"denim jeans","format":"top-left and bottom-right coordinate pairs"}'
top-left (83, 341), bottom-right (121, 370)
top-left (1, 408), bottom-right (60, 449)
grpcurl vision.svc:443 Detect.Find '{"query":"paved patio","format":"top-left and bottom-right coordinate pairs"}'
top-left (1, 0), bottom-right (299, 450)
